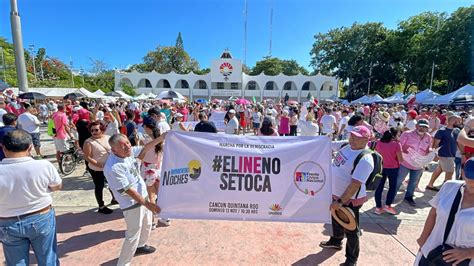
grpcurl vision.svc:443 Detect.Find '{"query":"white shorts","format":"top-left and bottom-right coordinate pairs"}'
top-left (438, 157), bottom-right (455, 172)
top-left (54, 138), bottom-right (69, 153)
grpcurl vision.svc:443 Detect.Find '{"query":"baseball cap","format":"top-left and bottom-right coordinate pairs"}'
top-left (417, 119), bottom-right (429, 128)
top-left (174, 113), bottom-right (184, 118)
top-left (408, 110), bottom-right (418, 119)
top-left (464, 158), bottom-right (474, 180)
top-left (350, 126), bottom-right (371, 138)
top-left (228, 109), bottom-right (236, 114)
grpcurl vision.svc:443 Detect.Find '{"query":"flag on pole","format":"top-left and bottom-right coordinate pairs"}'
top-left (306, 92), bottom-right (313, 101)
top-left (252, 96), bottom-right (256, 103)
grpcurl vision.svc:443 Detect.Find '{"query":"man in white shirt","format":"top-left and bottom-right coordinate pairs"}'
top-left (320, 126), bottom-right (374, 266)
top-left (0, 129), bottom-right (62, 265)
top-left (0, 98), bottom-right (7, 126)
top-left (104, 133), bottom-right (164, 266)
top-left (18, 103), bottom-right (43, 157)
top-left (225, 109), bottom-right (239, 134)
top-left (320, 107), bottom-right (337, 138)
top-left (337, 109), bottom-right (350, 140)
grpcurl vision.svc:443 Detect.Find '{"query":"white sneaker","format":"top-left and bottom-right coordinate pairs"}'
top-left (158, 218), bottom-right (171, 226)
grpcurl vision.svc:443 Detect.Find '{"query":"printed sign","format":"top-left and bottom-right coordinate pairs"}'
top-left (158, 131), bottom-right (332, 223)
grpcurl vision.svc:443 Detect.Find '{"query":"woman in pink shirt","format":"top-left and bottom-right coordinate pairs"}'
top-left (374, 127), bottom-right (403, 215)
top-left (278, 110), bottom-right (290, 136)
top-left (139, 116), bottom-right (169, 227)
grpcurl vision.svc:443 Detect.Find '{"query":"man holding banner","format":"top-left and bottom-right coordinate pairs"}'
top-left (104, 133), bottom-right (166, 266)
top-left (320, 126), bottom-right (374, 266)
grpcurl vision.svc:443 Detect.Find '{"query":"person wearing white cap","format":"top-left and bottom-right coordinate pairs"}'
top-left (225, 109), bottom-right (239, 135)
top-left (171, 113), bottom-right (188, 131)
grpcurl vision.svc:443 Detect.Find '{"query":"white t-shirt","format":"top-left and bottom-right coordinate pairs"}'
top-left (104, 146), bottom-right (148, 210)
top-left (96, 111), bottom-right (104, 121)
top-left (0, 157), bottom-right (62, 217)
top-left (172, 122), bottom-right (185, 131)
top-left (0, 108), bottom-right (7, 126)
top-left (105, 119), bottom-right (119, 136)
top-left (39, 104), bottom-right (48, 115)
top-left (406, 119), bottom-right (416, 131)
top-left (320, 114), bottom-right (336, 134)
top-left (298, 119), bottom-right (319, 136)
top-left (225, 117), bottom-right (239, 134)
top-left (18, 112), bottom-right (40, 133)
top-left (157, 120), bottom-right (171, 134)
top-left (331, 143), bottom-right (374, 201)
top-left (339, 115), bottom-right (349, 131)
top-left (252, 112), bottom-right (262, 123)
top-left (419, 181), bottom-right (474, 264)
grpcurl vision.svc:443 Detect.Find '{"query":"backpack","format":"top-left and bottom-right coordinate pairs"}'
top-left (340, 142), bottom-right (383, 196)
top-left (351, 149), bottom-right (383, 197)
top-left (47, 119), bottom-right (56, 137)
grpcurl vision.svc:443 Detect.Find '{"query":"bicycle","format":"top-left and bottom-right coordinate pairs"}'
top-left (59, 140), bottom-right (84, 176)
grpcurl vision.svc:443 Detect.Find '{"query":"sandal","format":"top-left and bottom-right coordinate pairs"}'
top-left (425, 186), bottom-right (440, 192)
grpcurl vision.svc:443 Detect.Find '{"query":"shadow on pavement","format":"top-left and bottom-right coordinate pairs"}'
top-left (59, 175), bottom-right (95, 191)
top-left (292, 248), bottom-right (339, 265)
top-left (56, 209), bottom-right (123, 234)
top-left (57, 229), bottom-right (124, 259)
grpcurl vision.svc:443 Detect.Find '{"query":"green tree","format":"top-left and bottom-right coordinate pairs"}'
top-left (310, 22), bottom-right (402, 99)
top-left (131, 33), bottom-right (199, 74)
top-left (436, 6), bottom-right (473, 93)
top-left (250, 57), bottom-right (309, 75)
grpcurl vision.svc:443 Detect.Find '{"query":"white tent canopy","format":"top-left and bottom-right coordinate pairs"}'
top-left (424, 84), bottom-right (474, 105)
top-left (384, 92), bottom-right (406, 104)
top-left (414, 89), bottom-right (440, 103)
top-left (134, 94), bottom-right (148, 100)
top-left (78, 87), bottom-right (99, 98)
top-left (351, 94), bottom-right (384, 104)
top-left (94, 89), bottom-right (105, 96)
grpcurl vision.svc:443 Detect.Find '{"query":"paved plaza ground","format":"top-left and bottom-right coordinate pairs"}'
top-left (1, 126), bottom-right (445, 265)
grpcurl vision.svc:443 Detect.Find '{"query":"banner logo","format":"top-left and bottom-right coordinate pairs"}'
top-left (220, 62), bottom-right (233, 81)
top-left (268, 204), bottom-right (283, 215)
top-left (188, 160), bottom-right (202, 180)
top-left (293, 161), bottom-right (326, 196)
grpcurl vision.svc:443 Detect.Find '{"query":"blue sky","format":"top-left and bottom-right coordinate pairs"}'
top-left (0, 0), bottom-right (470, 72)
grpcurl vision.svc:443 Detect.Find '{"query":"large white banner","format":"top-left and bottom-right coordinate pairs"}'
top-left (158, 131), bottom-right (332, 223)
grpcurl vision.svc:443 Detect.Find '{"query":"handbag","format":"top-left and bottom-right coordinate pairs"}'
top-left (419, 185), bottom-right (470, 266)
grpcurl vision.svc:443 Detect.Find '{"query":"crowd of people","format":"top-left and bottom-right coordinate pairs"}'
top-left (0, 92), bottom-right (473, 265)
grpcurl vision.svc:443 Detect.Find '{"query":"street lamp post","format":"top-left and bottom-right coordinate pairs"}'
top-left (0, 47), bottom-right (6, 82)
top-left (10, 0), bottom-right (28, 92)
top-left (29, 44), bottom-right (37, 81)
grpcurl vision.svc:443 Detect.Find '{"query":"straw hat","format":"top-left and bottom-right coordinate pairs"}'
top-left (378, 111), bottom-right (390, 122)
top-left (331, 206), bottom-right (357, 231)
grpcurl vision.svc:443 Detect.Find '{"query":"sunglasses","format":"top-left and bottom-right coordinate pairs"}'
top-left (91, 128), bottom-right (101, 133)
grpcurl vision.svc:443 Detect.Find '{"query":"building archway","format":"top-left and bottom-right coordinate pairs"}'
top-left (119, 77), bottom-right (134, 88)
top-left (245, 81), bottom-right (260, 90)
top-left (156, 79), bottom-right (171, 88)
top-left (137, 78), bottom-right (152, 88)
top-left (193, 80), bottom-right (208, 89)
top-left (175, 79), bottom-right (190, 89)
top-left (283, 81), bottom-right (297, 90)
top-left (264, 81), bottom-right (279, 90)
top-left (302, 81), bottom-right (317, 91)
top-left (320, 81), bottom-right (334, 91)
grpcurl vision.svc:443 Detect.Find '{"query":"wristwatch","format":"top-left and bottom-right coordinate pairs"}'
top-left (336, 198), bottom-right (343, 206)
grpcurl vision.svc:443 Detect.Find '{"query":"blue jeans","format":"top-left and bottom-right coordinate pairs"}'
top-left (396, 165), bottom-right (423, 199)
top-left (0, 208), bottom-right (59, 266)
top-left (455, 157), bottom-right (462, 180)
top-left (374, 168), bottom-right (399, 208)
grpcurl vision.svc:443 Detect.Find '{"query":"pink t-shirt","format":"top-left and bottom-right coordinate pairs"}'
top-left (52, 111), bottom-right (68, 140)
top-left (77, 108), bottom-right (90, 121)
top-left (142, 136), bottom-right (163, 166)
top-left (375, 140), bottom-right (402, 169)
top-left (279, 116), bottom-right (290, 134)
top-left (399, 130), bottom-right (432, 170)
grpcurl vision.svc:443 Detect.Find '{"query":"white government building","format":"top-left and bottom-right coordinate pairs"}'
top-left (114, 51), bottom-right (339, 101)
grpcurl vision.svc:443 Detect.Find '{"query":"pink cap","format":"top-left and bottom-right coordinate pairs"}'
top-left (350, 126), bottom-right (371, 138)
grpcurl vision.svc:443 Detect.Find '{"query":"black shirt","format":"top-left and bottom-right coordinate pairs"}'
top-left (194, 121), bottom-right (217, 133)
